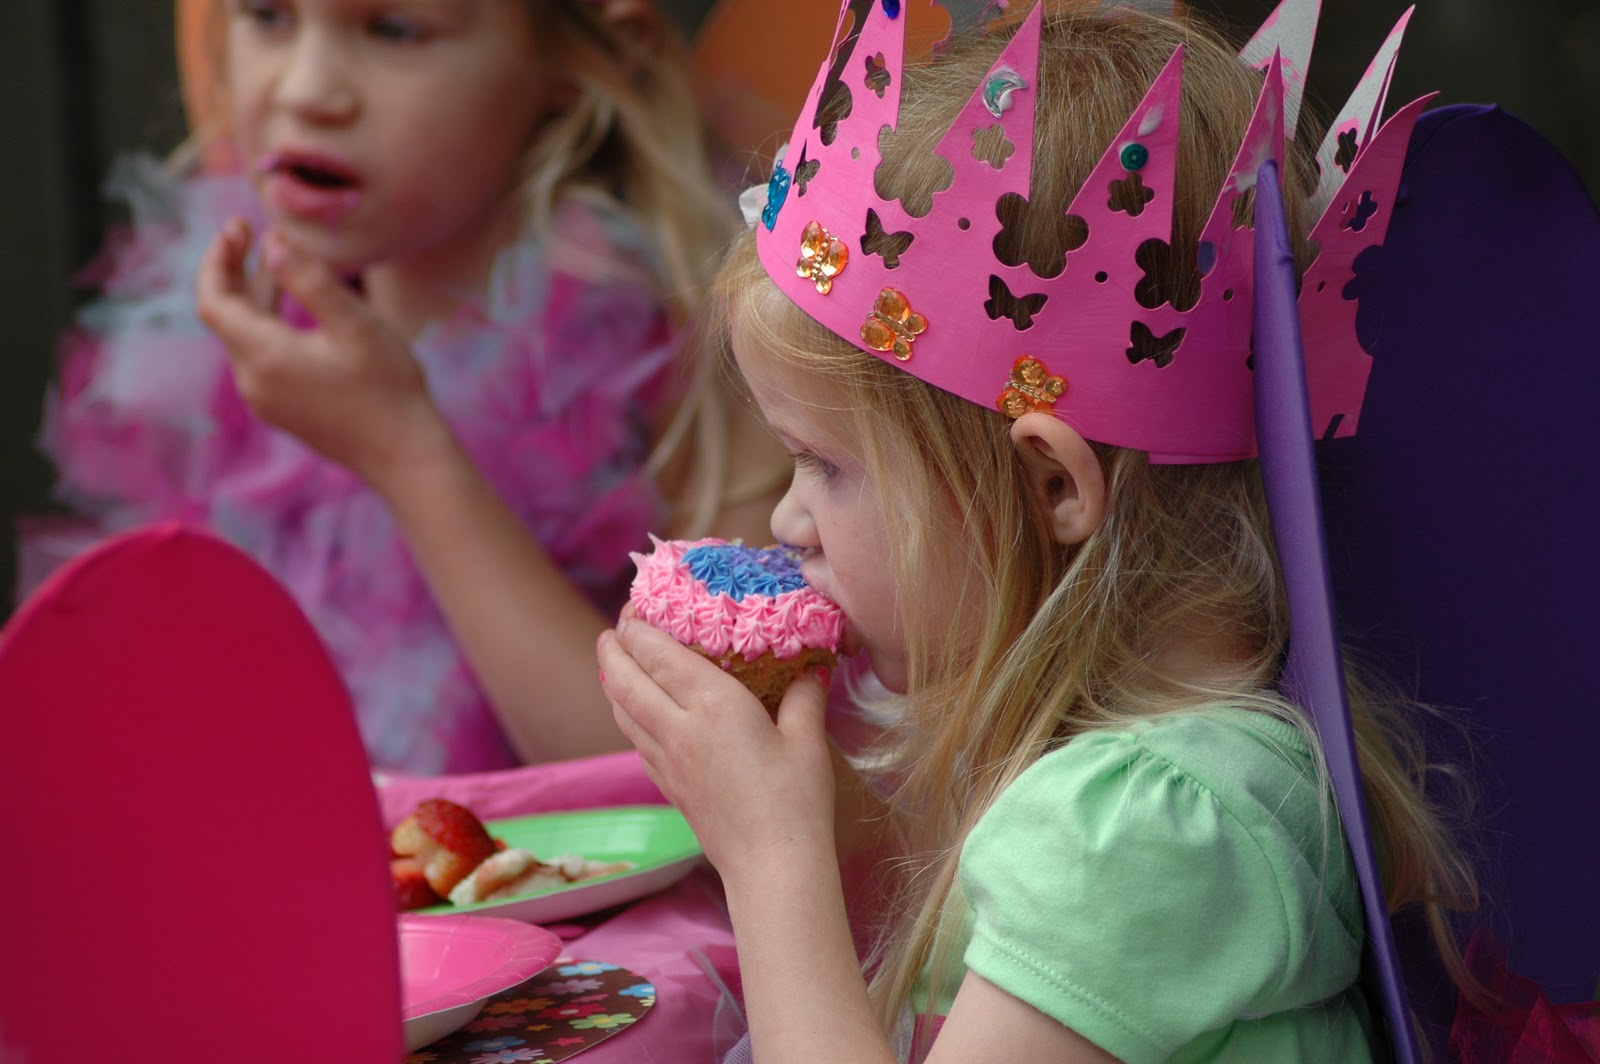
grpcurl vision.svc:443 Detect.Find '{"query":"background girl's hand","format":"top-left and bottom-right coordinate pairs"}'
top-left (195, 218), bottom-right (453, 492)
top-left (598, 616), bottom-right (837, 880)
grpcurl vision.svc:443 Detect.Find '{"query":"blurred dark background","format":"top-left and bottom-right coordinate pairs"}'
top-left (3, 0), bottom-right (1597, 618)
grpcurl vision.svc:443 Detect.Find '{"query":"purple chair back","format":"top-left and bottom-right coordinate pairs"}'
top-left (1254, 159), bottom-right (1422, 1063)
top-left (1255, 104), bottom-right (1600, 1059)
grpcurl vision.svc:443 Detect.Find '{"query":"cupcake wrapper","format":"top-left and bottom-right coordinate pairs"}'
top-left (697, 646), bottom-right (837, 714)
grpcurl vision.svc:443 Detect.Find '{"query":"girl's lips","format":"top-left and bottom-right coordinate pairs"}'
top-left (263, 173), bottom-right (363, 224)
top-left (257, 151), bottom-right (365, 224)
top-left (257, 149), bottom-right (363, 185)
top-left (794, 552), bottom-right (856, 653)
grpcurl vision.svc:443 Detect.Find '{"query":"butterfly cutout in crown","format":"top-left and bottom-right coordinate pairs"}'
top-left (751, 0), bottom-right (1428, 464)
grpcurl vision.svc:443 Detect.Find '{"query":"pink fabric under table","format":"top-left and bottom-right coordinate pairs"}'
top-left (378, 751), bottom-right (747, 1063)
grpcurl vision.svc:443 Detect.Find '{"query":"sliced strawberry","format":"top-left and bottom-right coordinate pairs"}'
top-left (392, 857), bottom-right (443, 911)
top-left (412, 799), bottom-right (497, 860)
top-left (390, 798), bottom-right (500, 897)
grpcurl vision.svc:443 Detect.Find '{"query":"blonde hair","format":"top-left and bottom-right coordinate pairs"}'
top-left (506, 1), bottom-right (750, 532)
top-left (716, 0), bottom-right (1481, 1041)
top-left (186, 0), bottom-right (749, 532)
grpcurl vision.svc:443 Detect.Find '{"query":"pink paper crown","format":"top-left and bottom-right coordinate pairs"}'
top-left (753, 0), bottom-right (1429, 463)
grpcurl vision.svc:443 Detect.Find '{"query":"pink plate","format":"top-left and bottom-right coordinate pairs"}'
top-left (399, 913), bottom-right (564, 1051)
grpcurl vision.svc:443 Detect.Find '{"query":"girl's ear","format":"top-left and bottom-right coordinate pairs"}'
top-left (1008, 412), bottom-right (1107, 546)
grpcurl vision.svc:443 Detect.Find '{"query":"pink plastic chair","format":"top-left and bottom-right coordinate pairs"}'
top-left (0, 524), bottom-right (402, 1062)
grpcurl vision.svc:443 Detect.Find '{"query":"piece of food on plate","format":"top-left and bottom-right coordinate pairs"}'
top-left (392, 857), bottom-right (444, 911)
top-left (390, 798), bottom-right (500, 898)
top-left (629, 536), bottom-right (845, 713)
top-left (448, 848), bottom-right (635, 906)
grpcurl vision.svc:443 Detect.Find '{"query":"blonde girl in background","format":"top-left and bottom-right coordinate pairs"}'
top-left (32, 0), bottom-right (784, 773)
top-left (599, 2), bottom-right (1480, 1060)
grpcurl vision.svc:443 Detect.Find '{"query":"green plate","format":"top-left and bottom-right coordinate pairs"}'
top-left (413, 805), bottom-right (704, 924)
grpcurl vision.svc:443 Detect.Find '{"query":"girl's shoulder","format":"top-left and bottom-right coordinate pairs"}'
top-left (958, 706), bottom-right (1368, 1062)
top-left (964, 704), bottom-right (1349, 927)
top-left (462, 196), bottom-right (675, 359)
top-left (517, 193), bottom-right (669, 296)
top-left (1016, 705), bottom-right (1317, 817)
top-left (428, 197), bottom-right (679, 410)
top-left (961, 703), bottom-right (1358, 942)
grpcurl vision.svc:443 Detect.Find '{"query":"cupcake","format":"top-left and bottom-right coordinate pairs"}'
top-left (629, 536), bottom-right (845, 712)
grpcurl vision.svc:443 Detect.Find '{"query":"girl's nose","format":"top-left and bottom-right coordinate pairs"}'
top-left (768, 474), bottom-right (817, 549)
top-left (274, 33), bottom-right (358, 122)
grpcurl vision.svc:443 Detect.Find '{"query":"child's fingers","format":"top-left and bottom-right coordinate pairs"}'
top-left (261, 230), bottom-right (372, 340)
top-left (196, 218), bottom-right (253, 303)
top-left (629, 751), bottom-right (669, 799)
top-left (197, 229), bottom-right (294, 361)
top-left (774, 668), bottom-right (830, 744)
top-left (608, 699), bottom-right (676, 808)
top-left (608, 691), bottom-right (665, 770)
top-left (597, 629), bottom-right (680, 741)
top-left (245, 244), bottom-right (279, 311)
top-left (615, 617), bottom-right (757, 712)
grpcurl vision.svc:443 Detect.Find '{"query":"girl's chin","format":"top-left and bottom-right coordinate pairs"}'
top-left (264, 219), bottom-right (373, 274)
top-left (838, 625), bottom-right (907, 693)
top-left (861, 651), bottom-right (908, 695)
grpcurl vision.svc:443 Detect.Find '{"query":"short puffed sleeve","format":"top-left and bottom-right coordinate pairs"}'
top-left (958, 710), bottom-right (1363, 1064)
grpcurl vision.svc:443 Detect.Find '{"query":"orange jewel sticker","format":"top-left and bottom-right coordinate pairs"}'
top-left (796, 220), bottom-right (849, 295)
top-left (859, 287), bottom-right (927, 361)
top-left (997, 355), bottom-right (1067, 418)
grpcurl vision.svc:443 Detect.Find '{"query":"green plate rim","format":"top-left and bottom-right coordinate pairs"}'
top-left (411, 803), bottom-right (702, 916)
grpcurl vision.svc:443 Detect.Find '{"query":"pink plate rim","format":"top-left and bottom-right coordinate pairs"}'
top-left (398, 912), bottom-right (564, 1020)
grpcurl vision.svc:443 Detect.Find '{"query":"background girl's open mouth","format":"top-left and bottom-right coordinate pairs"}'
top-left (258, 151), bottom-right (363, 222)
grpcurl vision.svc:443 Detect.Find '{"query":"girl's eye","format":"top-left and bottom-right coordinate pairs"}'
top-left (233, 0), bottom-right (292, 30)
top-left (367, 12), bottom-right (433, 43)
top-left (793, 451), bottom-right (839, 482)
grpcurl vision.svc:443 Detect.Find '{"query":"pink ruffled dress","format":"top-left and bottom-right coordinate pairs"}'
top-left (31, 154), bottom-right (679, 774)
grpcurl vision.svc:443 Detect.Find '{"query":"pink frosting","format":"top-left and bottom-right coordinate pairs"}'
top-left (629, 536), bottom-right (845, 660)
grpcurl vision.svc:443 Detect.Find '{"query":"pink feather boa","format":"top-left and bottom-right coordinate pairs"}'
top-left (32, 155), bottom-right (682, 774)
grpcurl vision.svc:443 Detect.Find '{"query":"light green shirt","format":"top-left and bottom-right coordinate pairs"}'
top-left (945, 707), bottom-right (1375, 1062)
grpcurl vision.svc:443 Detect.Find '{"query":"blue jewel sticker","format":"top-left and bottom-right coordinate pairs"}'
top-left (982, 68), bottom-right (1028, 118)
top-left (882, 0), bottom-right (901, 17)
top-left (1120, 142), bottom-right (1149, 172)
top-left (762, 164), bottom-right (791, 231)
top-left (683, 543), bottom-right (809, 601)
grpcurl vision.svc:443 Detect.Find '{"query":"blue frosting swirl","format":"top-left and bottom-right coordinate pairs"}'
top-left (681, 543), bottom-right (807, 602)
